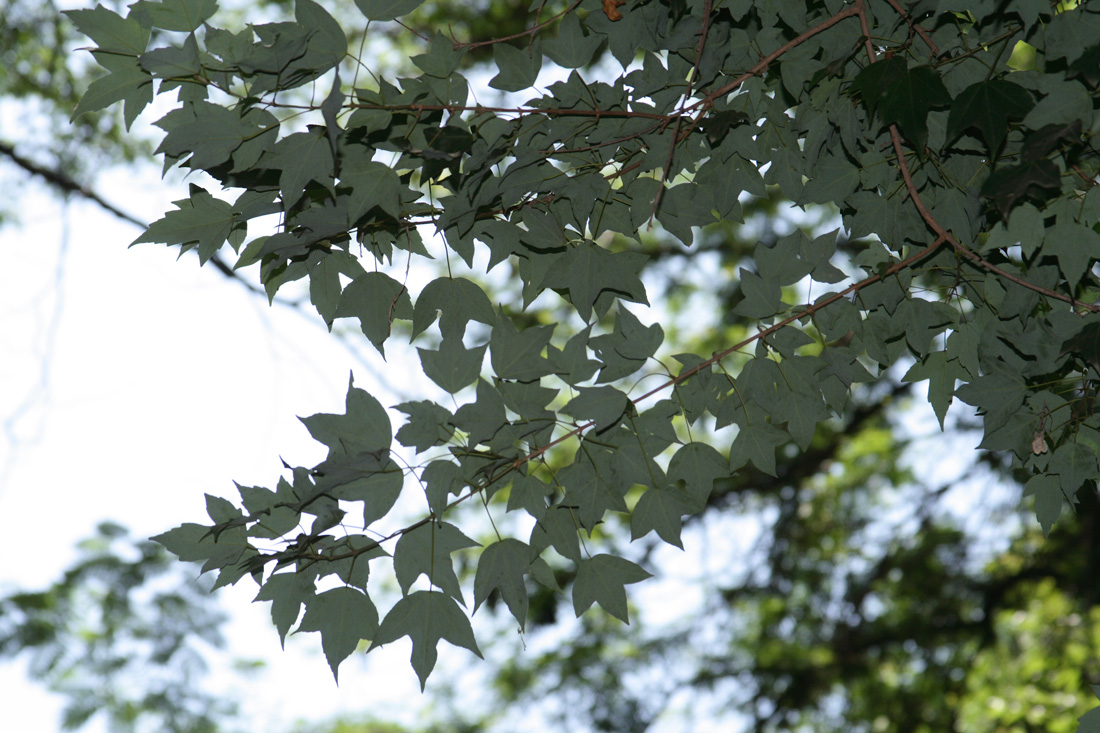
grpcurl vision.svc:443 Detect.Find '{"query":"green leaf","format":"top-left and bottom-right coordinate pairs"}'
top-left (334, 272), bottom-right (413, 354)
top-left (308, 250), bottom-right (362, 328)
top-left (544, 13), bottom-right (601, 69)
top-left (131, 0), bottom-right (218, 32)
top-left (572, 554), bottom-right (652, 623)
top-left (418, 337), bottom-right (487, 394)
top-left (801, 151), bottom-right (861, 205)
top-left (590, 307), bottom-right (664, 382)
top-left (296, 587), bottom-right (378, 682)
top-left (412, 32), bottom-right (465, 77)
top-left (65, 5), bottom-right (150, 55)
top-left (151, 523), bottom-right (248, 570)
top-left (131, 185), bottom-right (239, 263)
top-left (561, 386), bottom-right (630, 433)
top-left (667, 442), bottom-right (728, 512)
top-left (547, 326), bottom-right (601, 386)
top-left (559, 459), bottom-right (629, 531)
top-left (850, 55), bottom-right (906, 119)
top-left (71, 55), bottom-right (152, 129)
top-left (262, 127), bottom-right (336, 208)
top-left (1050, 441), bottom-right (1098, 495)
top-left (1044, 221), bottom-right (1100, 287)
top-left (1045, 6), bottom-right (1100, 64)
top-left (955, 368), bottom-right (1027, 423)
top-left (353, 0), bottom-right (425, 21)
top-left (300, 374), bottom-right (391, 456)
top-left (728, 418), bottom-right (789, 476)
top-left (1024, 473), bottom-right (1064, 536)
top-left (369, 590), bottom-right (482, 690)
top-left (393, 522), bottom-right (479, 603)
top-left (341, 156), bottom-right (402, 222)
top-left (489, 317), bottom-right (554, 382)
top-left (902, 350), bottom-right (967, 429)
top-left (543, 243), bottom-right (649, 322)
top-left (1022, 80), bottom-right (1091, 130)
top-left (421, 460), bottom-right (465, 517)
top-left (630, 484), bottom-right (694, 548)
top-left (506, 471), bottom-right (551, 521)
top-left (296, 0), bottom-right (348, 70)
top-left (980, 158), bottom-right (1060, 219)
top-left (413, 277), bottom-right (497, 339)
top-left (473, 538), bottom-right (532, 629)
top-left (1061, 320), bottom-right (1100, 373)
top-left (253, 571), bottom-right (315, 648)
top-left (139, 35), bottom-right (203, 78)
top-left (324, 535), bottom-right (388, 590)
top-left (733, 269), bottom-right (783, 319)
top-left (945, 79), bottom-right (1033, 154)
top-left (395, 401), bottom-right (455, 453)
top-left (205, 493), bottom-right (240, 524)
top-left (852, 57), bottom-right (950, 150)
top-left (490, 41), bottom-right (543, 92)
top-left (529, 505), bottom-right (582, 562)
top-left (155, 101), bottom-right (264, 170)
top-left (453, 379), bottom-right (507, 446)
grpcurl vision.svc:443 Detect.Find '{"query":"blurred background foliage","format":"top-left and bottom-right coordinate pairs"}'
top-left (2, 0), bottom-right (1100, 731)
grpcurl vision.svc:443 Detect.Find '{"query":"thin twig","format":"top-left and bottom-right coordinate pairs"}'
top-left (0, 140), bottom-right (263, 294)
top-left (883, 0), bottom-right (940, 58)
top-left (459, 0), bottom-right (584, 51)
top-left (854, 2), bottom-right (1099, 314)
top-left (648, 0), bottom-right (714, 224)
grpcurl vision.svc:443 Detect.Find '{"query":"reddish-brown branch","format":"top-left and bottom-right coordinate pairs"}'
top-left (886, 127), bottom-right (1099, 313)
top-left (650, 0), bottom-right (714, 222)
top-left (855, 0), bottom-right (1097, 314)
top-left (883, 0), bottom-right (940, 58)
top-left (684, 3), bottom-right (861, 126)
top-left (349, 101), bottom-right (671, 121)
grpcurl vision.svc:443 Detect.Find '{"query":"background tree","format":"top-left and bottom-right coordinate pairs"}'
top-left (43, 0), bottom-right (1100, 730)
top-left (0, 523), bottom-right (237, 732)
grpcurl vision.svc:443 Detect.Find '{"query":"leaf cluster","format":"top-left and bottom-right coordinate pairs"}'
top-left (67, 0), bottom-right (1100, 701)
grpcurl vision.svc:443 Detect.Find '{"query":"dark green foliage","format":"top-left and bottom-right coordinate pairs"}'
top-left (65, 0), bottom-right (1100, 726)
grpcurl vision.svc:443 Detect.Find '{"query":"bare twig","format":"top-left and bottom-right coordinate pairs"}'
top-left (0, 140), bottom-right (266, 295)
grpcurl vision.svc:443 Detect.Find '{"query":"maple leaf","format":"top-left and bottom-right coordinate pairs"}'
top-left (945, 79), bottom-right (1034, 154)
top-left (369, 590), bottom-right (483, 690)
top-left (572, 554), bottom-right (652, 623)
top-left (851, 57), bottom-right (950, 150)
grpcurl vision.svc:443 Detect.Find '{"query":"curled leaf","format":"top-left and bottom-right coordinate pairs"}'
top-left (602, 0), bottom-right (625, 21)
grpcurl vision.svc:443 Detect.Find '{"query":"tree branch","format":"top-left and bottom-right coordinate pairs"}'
top-left (0, 139), bottom-right (267, 296)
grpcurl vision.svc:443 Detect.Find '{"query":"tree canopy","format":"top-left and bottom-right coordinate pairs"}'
top-left (59, 0), bottom-right (1100, 728)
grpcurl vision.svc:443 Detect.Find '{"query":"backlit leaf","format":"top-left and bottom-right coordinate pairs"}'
top-left (369, 590), bottom-right (482, 690)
